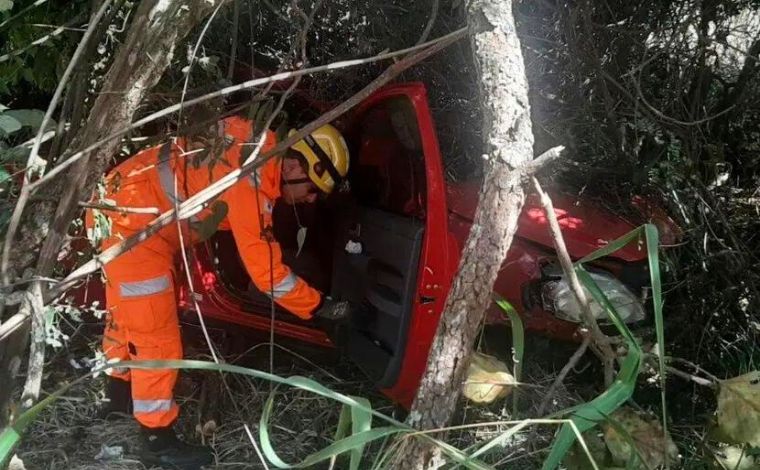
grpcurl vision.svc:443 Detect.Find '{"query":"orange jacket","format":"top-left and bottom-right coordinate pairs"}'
top-left (100, 116), bottom-right (321, 319)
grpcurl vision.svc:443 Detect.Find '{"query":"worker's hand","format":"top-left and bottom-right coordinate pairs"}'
top-left (314, 297), bottom-right (350, 322)
top-left (313, 297), bottom-right (351, 347)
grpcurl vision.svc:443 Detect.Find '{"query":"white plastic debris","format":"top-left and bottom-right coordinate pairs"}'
top-left (95, 444), bottom-right (124, 461)
top-left (345, 240), bottom-right (362, 254)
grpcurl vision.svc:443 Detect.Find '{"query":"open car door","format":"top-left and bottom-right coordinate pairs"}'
top-left (332, 83), bottom-right (453, 406)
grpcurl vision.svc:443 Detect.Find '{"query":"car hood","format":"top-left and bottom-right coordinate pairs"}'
top-left (446, 182), bottom-right (649, 262)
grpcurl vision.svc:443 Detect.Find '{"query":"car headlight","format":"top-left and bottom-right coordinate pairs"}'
top-left (541, 271), bottom-right (645, 324)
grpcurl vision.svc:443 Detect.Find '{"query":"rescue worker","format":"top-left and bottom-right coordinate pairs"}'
top-left (86, 114), bottom-right (350, 469)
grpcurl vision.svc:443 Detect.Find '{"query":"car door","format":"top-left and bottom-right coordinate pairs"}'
top-left (331, 83), bottom-right (453, 406)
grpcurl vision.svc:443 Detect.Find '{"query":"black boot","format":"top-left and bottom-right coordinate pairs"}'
top-left (97, 376), bottom-right (132, 420)
top-left (139, 424), bottom-right (214, 470)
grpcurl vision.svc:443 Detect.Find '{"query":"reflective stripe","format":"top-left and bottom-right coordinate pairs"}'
top-left (133, 399), bottom-right (175, 414)
top-left (107, 366), bottom-right (129, 377)
top-left (267, 272), bottom-right (298, 299)
top-left (157, 143), bottom-right (181, 206)
top-left (119, 275), bottom-right (171, 298)
top-left (157, 143), bottom-right (199, 223)
top-left (248, 167), bottom-right (263, 188)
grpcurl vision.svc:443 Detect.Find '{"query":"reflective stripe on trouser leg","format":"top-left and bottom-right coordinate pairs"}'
top-left (133, 398), bottom-right (176, 414)
top-left (106, 265), bottom-right (181, 428)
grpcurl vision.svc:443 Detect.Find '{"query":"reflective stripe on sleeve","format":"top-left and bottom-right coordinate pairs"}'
top-left (133, 399), bottom-right (175, 414)
top-left (119, 275), bottom-right (171, 298)
top-left (157, 143), bottom-right (181, 206)
top-left (266, 272), bottom-right (298, 299)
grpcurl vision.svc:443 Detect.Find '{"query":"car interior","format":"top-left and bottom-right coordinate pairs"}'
top-left (207, 94), bottom-right (428, 387)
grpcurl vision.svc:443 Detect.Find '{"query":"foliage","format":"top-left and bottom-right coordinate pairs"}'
top-left (717, 371), bottom-right (760, 447)
top-left (0, 0), bottom-right (91, 102)
top-left (513, 2), bottom-right (760, 461)
top-left (0, 105), bottom-right (50, 235)
top-left (565, 407), bottom-right (680, 470)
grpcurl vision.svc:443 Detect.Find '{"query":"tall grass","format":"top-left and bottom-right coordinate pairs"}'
top-left (0, 224), bottom-right (665, 469)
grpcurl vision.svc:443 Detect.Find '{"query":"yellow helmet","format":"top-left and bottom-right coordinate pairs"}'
top-left (288, 124), bottom-right (349, 193)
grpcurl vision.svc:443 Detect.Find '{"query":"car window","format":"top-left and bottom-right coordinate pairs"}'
top-left (352, 96), bottom-right (426, 219)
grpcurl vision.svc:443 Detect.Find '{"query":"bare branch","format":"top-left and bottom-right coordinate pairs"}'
top-left (538, 331), bottom-right (591, 416)
top-left (416, 0), bottom-right (439, 45)
top-left (532, 177), bottom-right (617, 386)
top-left (78, 202), bottom-right (160, 215)
top-left (26, 27), bottom-right (469, 194)
top-left (19, 281), bottom-right (44, 408)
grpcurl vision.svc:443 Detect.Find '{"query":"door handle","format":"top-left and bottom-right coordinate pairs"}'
top-left (419, 295), bottom-right (436, 304)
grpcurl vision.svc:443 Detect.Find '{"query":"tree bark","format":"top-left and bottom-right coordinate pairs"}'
top-left (0, 0), bottom-right (229, 424)
top-left (391, 1), bottom-right (536, 468)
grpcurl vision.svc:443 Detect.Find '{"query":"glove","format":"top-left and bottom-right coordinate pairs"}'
top-left (313, 297), bottom-right (351, 346)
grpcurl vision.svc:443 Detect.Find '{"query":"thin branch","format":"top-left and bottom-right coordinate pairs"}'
top-left (0, 0), bottom-right (50, 30)
top-left (416, 0), bottom-right (439, 45)
top-left (665, 356), bottom-right (720, 383)
top-left (1, 0), bottom-right (114, 287)
top-left (26, 27), bottom-right (469, 194)
top-left (0, 13), bottom-right (86, 63)
top-left (537, 332), bottom-right (591, 416)
top-left (227, 0), bottom-right (240, 81)
top-left (532, 177), bottom-right (617, 386)
top-left (19, 281), bottom-right (44, 408)
top-left (77, 202), bottom-right (160, 215)
top-left (520, 145), bottom-right (565, 175)
top-left (663, 365), bottom-right (716, 389)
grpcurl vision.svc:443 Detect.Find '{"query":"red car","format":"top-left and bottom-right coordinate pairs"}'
top-left (169, 82), bottom-right (672, 408)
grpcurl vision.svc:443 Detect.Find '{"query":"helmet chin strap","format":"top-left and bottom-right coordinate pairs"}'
top-left (303, 134), bottom-right (343, 186)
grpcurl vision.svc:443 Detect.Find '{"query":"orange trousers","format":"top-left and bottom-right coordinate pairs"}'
top-left (86, 151), bottom-right (184, 429)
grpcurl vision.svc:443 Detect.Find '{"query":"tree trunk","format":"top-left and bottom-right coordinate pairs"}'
top-left (0, 0), bottom-right (229, 425)
top-left (391, 1), bottom-right (536, 467)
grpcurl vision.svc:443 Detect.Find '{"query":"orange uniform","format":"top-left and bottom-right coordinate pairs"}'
top-left (85, 117), bottom-right (320, 428)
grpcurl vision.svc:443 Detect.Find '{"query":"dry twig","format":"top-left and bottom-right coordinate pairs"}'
top-left (532, 176), bottom-right (617, 386)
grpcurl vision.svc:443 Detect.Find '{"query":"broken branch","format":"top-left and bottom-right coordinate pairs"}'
top-left (532, 177), bottom-right (617, 386)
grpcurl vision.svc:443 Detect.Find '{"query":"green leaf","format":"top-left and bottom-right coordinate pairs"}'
top-left (494, 294), bottom-right (523, 416)
top-left (0, 0), bottom-right (13, 13)
top-left (4, 109), bottom-right (49, 131)
top-left (602, 407), bottom-right (679, 469)
top-left (717, 371), bottom-right (760, 446)
top-left (0, 114), bottom-right (21, 136)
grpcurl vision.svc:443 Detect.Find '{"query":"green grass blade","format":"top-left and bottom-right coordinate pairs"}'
top-left (121, 360), bottom-right (492, 469)
top-left (494, 294), bottom-right (524, 416)
top-left (349, 396), bottom-right (372, 470)
top-left (542, 224), bottom-right (660, 470)
top-left (0, 427), bottom-right (21, 468)
top-left (645, 224), bottom-right (668, 447)
top-left (575, 226), bottom-right (645, 265)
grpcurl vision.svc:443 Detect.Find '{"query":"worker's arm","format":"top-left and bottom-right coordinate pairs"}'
top-left (224, 181), bottom-right (321, 320)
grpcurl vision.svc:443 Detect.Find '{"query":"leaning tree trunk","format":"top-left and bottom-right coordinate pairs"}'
top-left (0, 0), bottom-right (229, 427)
top-left (391, 1), bottom-right (536, 467)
